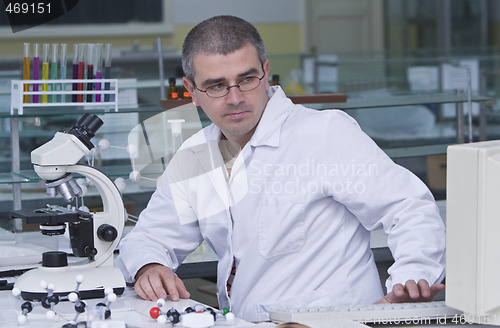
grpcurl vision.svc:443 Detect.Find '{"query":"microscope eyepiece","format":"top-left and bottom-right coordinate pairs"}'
top-left (76, 113), bottom-right (103, 137)
top-left (65, 113), bottom-right (104, 150)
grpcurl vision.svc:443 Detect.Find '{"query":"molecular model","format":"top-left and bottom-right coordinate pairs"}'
top-left (149, 299), bottom-right (235, 327)
top-left (12, 274), bottom-right (116, 327)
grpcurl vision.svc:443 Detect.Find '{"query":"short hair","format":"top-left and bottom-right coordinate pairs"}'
top-left (182, 15), bottom-right (267, 81)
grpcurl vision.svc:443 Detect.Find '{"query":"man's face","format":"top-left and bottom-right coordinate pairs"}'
top-left (183, 44), bottom-right (270, 147)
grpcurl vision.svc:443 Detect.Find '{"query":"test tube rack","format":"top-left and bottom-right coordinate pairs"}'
top-left (10, 79), bottom-right (119, 115)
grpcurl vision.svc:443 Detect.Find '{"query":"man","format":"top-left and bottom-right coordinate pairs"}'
top-left (117, 15), bottom-right (445, 322)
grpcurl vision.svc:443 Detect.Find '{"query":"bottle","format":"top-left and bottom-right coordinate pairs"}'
top-left (167, 77), bottom-right (178, 99)
top-left (271, 74), bottom-right (280, 86)
top-left (182, 85), bottom-right (191, 99)
top-left (168, 119), bottom-right (185, 153)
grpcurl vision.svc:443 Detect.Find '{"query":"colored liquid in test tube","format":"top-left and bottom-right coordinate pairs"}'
top-left (72, 44), bottom-right (79, 102)
top-left (32, 43), bottom-right (40, 103)
top-left (60, 44), bottom-right (67, 102)
top-left (50, 44), bottom-right (58, 103)
top-left (86, 44), bottom-right (94, 102)
top-left (23, 43), bottom-right (30, 103)
top-left (41, 44), bottom-right (49, 103)
top-left (104, 43), bottom-right (111, 102)
top-left (77, 43), bottom-right (85, 102)
top-left (94, 43), bottom-right (103, 102)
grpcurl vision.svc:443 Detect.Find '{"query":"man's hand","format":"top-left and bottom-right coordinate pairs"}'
top-left (134, 263), bottom-right (191, 301)
top-left (376, 279), bottom-right (445, 304)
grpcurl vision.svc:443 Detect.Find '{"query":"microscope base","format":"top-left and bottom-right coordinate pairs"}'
top-left (14, 265), bottom-right (126, 301)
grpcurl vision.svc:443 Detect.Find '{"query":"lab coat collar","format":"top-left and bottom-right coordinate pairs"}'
top-left (249, 86), bottom-right (292, 148)
top-left (192, 86), bottom-right (292, 149)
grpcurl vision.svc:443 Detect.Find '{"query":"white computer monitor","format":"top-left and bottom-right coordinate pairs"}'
top-left (446, 140), bottom-right (500, 325)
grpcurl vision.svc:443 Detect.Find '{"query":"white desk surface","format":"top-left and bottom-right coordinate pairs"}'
top-left (0, 287), bottom-right (271, 328)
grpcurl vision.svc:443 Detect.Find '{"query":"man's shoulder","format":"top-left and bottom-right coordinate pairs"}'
top-left (288, 105), bottom-right (358, 128)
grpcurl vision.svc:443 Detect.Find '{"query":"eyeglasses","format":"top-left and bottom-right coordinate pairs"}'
top-left (193, 69), bottom-right (266, 98)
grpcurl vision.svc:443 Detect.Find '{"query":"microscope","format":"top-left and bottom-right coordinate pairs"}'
top-left (10, 114), bottom-right (126, 301)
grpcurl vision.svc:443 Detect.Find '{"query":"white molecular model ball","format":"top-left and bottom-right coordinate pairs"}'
top-left (129, 170), bottom-right (141, 182)
top-left (68, 292), bottom-right (78, 302)
top-left (225, 312), bottom-right (235, 322)
top-left (89, 147), bottom-right (99, 157)
top-left (104, 287), bottom-right (113, 296)
top-left (78, 184), bottom-right (88, 197)
top-left (11, 287), bottom-right (21, 297)
top-left (157, 315), bottom-right (168, 325)
top-left (46, 310), bottom-right (56, 320)
top-left (107, 293), bottom-right (117, 303)
top-left (157, 298), bottom-right (166, 307)
top-left (126, 144), bottom-right (138, 157)
top-left (98, 139), bottom-right (111, 151)
top-left (114, 177), bottom-right (126, 192)
top-left (17, 314), bottom-right (27, 325)
top-left (78, 205), bottom-right (90, 212)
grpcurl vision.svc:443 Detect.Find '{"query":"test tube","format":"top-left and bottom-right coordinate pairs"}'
top-left (23, 43), bottom-right (30, 103)
top-left (32, 43), bottom-right (40, 103)
top-left (77, 43), bottom-right (85, 102)
top-left (72, 43), bottom-right (79, 102)
top-left (86, 44), bottom-right (94, 102)
top-left (50, 44), bottom-right (58, 103)
top-left (60, 44), bottom-right (67, 101)
top-left (94, 43), bottom-right (103, 102)
top-left (104, 43), bottom-right (111, 102)
top-left (41, 43), bottom-right (49, 103)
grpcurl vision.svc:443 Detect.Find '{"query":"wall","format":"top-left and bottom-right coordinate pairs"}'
top-left (0, 0), bottom-right (304, 78)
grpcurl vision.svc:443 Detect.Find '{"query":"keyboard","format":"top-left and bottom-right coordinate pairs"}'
top-left (269, 301), bottom-right (463, 325)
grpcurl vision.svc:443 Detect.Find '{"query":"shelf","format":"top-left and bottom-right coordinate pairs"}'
top-left (0, 104), bottom-right (167, 119)
top-left (11, 165), bottom-right (138, 184)
top-left (0, 172), bottom-right (31, 185)
top-left (310, 93), bottom-right (493, 110)
top-left (159, 93), bottom-right (348, 110)
top-left (160, 98), bottom-right (192, 110)
top-left (288, 93), bottom-right (347, 104)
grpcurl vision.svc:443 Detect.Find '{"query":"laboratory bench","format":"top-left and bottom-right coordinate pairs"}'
top-left (0, 286), bottom-right (490, 328)
top-left (0, 286), bottom-right (265, 328)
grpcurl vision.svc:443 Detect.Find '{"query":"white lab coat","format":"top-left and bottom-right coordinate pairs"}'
top-left (117, 86), bottom-right (445, 322)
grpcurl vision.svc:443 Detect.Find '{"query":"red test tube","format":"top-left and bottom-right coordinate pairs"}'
top-left (86, 44), bottom-right (94, 102)
top-left (72, 44), bottom-right (79, 102)
top-left (77, 43), bottom-right (85, 102)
